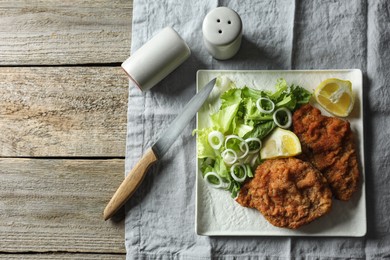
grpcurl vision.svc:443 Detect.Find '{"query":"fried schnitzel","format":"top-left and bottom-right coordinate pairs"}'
top-left (292, 104), bottom-right (359, 201)
top-left (236, 158), bottom-right (332, 229)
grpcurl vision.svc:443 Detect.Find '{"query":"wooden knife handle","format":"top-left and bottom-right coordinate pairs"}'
top-left (103, 148), bottom-right (158, 220)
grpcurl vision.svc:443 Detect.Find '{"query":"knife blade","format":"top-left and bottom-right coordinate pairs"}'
top-left (103, 78), bottom-right (216, 220)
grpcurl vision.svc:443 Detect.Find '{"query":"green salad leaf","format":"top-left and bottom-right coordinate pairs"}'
top-left (195, 76), bottom-right (312, 197)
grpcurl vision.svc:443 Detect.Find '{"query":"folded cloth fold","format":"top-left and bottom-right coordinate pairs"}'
top-left (125, 0), bottom-right (390, 258)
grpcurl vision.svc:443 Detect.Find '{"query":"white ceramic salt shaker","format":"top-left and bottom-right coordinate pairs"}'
top-left (121, 27), bottom-right (191, 91)
top-left (202, 7), bottom-right (242, 60)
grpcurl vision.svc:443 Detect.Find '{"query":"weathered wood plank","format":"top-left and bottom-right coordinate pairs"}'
top-left (0, 67), bottom-right (128, 157)
top-left (0, 0), bottom-right (132, 65)
top-left (0, 253), bottom-right (125, 260)
top-left (0, 158), bottom-right (126, 253)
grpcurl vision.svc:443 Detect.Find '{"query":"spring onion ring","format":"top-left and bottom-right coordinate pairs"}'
top-left (225, 135), bottom-right (249, 159)
top-left (273, 107), bottom-right (292, 129)
top-left (245, 137), bottom-right (262, 154)
top-left (256, 97), bottom-right (275, 114)
top-left (221, 148), bottom-right (238, 165)
top-left (204, 172), bottom-right (224, 189)
top-left (250, 154), bottom-right (260, 167)
top-left (238, 141), bottom-right (249, 159)
top-left (230, 163), bottom-right (247, 183)
top-left (222, 178), bottom-right (231, 190)
top-left (208, 130), bottom-right (224, 150)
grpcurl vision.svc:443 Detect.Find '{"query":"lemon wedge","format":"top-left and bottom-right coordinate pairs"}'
top-left (260, 127), bottom-right (302, 159)
top-left (314, 78), bottom-right (354, 117)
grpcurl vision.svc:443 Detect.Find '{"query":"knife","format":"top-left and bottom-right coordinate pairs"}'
top-left (103, 78), bottom-right (216, 220)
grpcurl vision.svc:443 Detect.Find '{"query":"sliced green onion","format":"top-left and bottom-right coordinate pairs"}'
top-left (221, 148), bottom-right (237, 165)
top-left (256, 97), bottom-right (275, 114)
top-left (250, 154), bottom-right (260, 168)
top-left (204, 172), bottom-right (224, 189)
top-left (245, 137), bottom-right (262, 154)
top-left (225, 135), bottom-right (244, 148)
top-left (230, 163), bottom-right (247, 183)
top-left (273, 107), bottom-right (292, 129)
top-left (222, 178), bottom-right (232, 190)
top-left (208, 130), bottom-right (224, 150)
top-left (238, 141), bottom-right (249, 159)
top-left (225, 135), bottom-right (248, 159)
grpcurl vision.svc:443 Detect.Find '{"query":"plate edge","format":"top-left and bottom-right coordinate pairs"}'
top-left (194, 69), bottom-right (366, 237)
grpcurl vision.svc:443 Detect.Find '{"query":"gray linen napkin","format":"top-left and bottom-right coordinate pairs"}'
top-left (125, 0), bottom-right (390, 258)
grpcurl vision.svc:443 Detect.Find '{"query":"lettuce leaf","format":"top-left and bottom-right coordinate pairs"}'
top-left (291, 85), bottom-right (312, 105)
top-left (210, 103), bottom-right (240, 134)
top-left (220, 88), bottom-right (242, 109)
top-left (195, 128), bottom-right (217, 159)
top-left (195, 76), bottom-right (312, 198)
top-left (269, 78), bottom-right (288, 101)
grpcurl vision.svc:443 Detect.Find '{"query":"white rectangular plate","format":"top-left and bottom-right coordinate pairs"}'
top-left (195, 70), bottom-right (366, 236)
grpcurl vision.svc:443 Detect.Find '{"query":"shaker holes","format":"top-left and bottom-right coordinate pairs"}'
top-left (216, 18), bottom-right (232, 34)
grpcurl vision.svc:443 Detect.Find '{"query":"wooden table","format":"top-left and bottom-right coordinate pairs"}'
top-left (0, 1), bottom-right (132, 258)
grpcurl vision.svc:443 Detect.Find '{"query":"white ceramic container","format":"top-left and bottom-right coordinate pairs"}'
top-left (202, 7), bottom-right (242, 60)
top-left (121, 27), bottom-right (191, 91)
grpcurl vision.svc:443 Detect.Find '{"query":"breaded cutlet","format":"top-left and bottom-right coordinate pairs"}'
top-left (236, 158), bottom-right (332, 229)
top-left (292, 104), bottom-right (359, 201)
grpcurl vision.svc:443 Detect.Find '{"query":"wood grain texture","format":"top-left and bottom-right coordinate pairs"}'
top-left (0, 0), bottom-right (134, 256)
top-left (104, 148), bottom-right (158, 220)
top-left (0, 0), bottom-right (132, 65)
top-left (0, 158), bottom-right (126, 253)
top-left (0, 66), bottom-right (129, 157)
